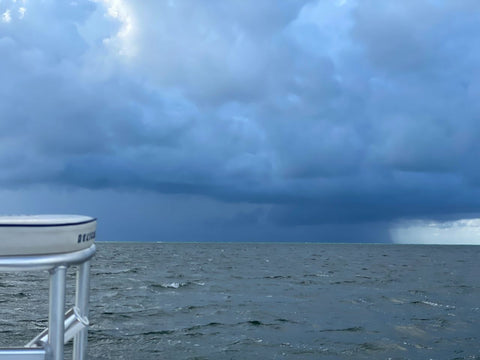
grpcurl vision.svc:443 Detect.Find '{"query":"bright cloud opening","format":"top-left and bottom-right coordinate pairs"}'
top-left (2, 9), bottom-right (12, 23)
top-left (97, 0), bottom-right (136, 57)
top-left (18, 6), bottom-right (26, 19)
top-left (390, 219), bottom-right (480, 245)
top-left (1, 0), bottom-right (26, 22)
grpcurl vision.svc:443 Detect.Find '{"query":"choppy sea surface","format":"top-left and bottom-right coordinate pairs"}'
top-left (0, 243), bottom-right (479, 359)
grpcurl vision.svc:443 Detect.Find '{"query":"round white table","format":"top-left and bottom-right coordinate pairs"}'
top-left (0, 215), bottom-right (97, 360)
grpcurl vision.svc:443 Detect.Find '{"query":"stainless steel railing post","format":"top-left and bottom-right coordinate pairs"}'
top-left (73, 260), bottom-right (91, 360)
top-left (0, 244), bottom-right (96, 360)
top-left (49, 265), bottom-right (67, 360)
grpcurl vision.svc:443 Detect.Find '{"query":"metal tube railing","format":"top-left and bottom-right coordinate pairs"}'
top-left (0, 348), bottom-right (49, 359)
top-left (73, 261), bottom-right (91, 360)
top-left (27, 307), bottom-right (90, 347)
top-left (0, 244), bottom-right (96, 360)
top-left (0, 245), bottom-right (96, 272)
top-left (49, 266), bottom-right (67, 359)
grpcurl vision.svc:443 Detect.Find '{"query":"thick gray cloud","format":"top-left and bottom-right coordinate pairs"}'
top-left (1, 0), bottom-right (480, 241)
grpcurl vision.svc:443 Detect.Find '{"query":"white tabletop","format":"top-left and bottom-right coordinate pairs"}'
top-left (0, 215), bottom-right (95, 226)
top-left (0, 215), bottom-right (97, 256)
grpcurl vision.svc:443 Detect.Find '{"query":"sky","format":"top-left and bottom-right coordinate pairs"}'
top-left (1, 0), bottom-right (480, 244)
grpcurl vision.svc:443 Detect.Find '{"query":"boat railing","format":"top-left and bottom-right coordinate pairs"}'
top-left (0, 215), bottom-right (96, 360)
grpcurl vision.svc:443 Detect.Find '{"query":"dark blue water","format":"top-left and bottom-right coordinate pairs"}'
top-left (0, 243), bottom-right (479, 359)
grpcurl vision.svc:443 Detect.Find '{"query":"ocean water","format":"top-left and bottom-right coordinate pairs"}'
top-left (0, 242), bottom-right (479, 359)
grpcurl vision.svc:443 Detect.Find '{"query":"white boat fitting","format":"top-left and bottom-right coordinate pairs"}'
top-left (0, 215), bottom-right (97, 360)
top-left (0, 214), bottom-right (96, 256)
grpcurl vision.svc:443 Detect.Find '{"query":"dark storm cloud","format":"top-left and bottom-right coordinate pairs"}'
top-left (1, 0), bottom-right (480, 229)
